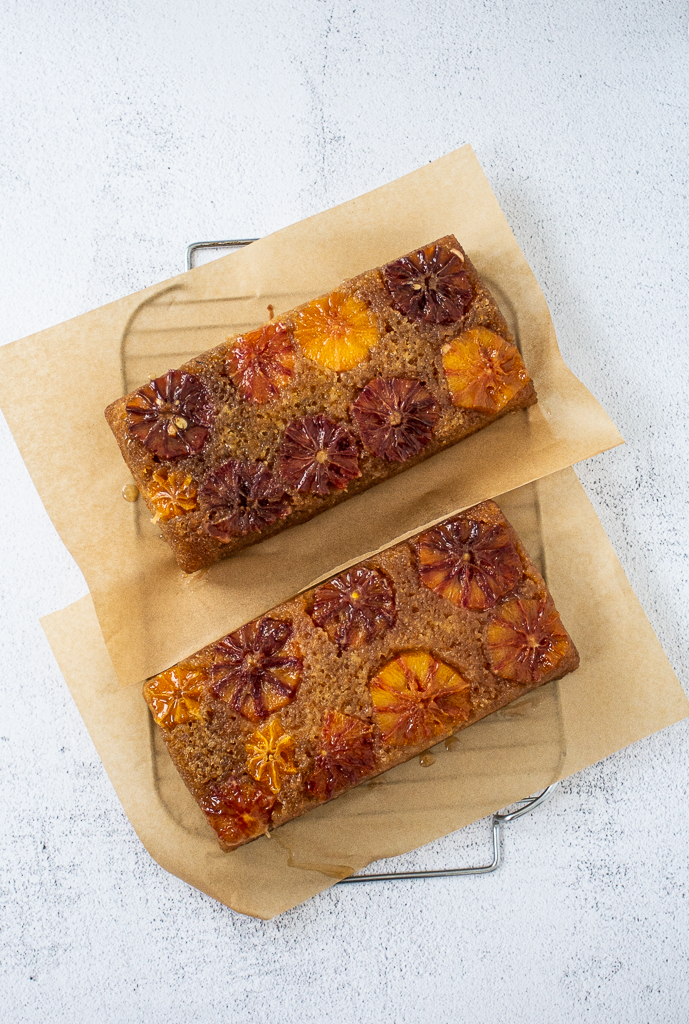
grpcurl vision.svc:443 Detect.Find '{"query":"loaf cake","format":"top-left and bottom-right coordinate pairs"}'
top-left (105, 237), bottom-right (537, 572)
top-left (143, 500), bottom-right (579, 851)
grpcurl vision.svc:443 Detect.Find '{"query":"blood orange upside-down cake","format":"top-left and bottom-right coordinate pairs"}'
top-left (106, 236), bottom-right (537, 572)
top-left (143, 500), bottom-right (578, 850)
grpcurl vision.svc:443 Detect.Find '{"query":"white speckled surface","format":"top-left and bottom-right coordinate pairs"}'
top-left (1, 2), bottom-right (688, 1020)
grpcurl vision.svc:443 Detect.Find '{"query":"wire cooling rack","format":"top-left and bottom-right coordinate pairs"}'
top-left (184, 237), bottom-right (560, 882)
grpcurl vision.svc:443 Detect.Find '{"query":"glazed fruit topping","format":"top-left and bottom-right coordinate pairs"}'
top-left (225, 321), bottom-right (296, 404)
top-left (291, 291), bottom-right (379, 372)
top-left (309, 567), bottom-right (396, 650)
top-left (305, 712), bottom-right (376, 800)
top-left (278, 414), bottom-right (361, 496)
top-left (143, 665), bottom-right (207, 729)
top-left (125, 370), bottom-right (214, 460)
top-left (148, 468), bottom-right (198, 523)
top-left (201, 460), bottom-right (291, 540)
top-left (211, 617), bottom-right (302, 722)
top-left (350, 378), bottom-right (439, 462)
top-left (416, 516), bottom-right (523, 610)
top-left (486, 595), bottom-right (571, 684)
top-left (369, 652), bottom-right (471, 746)
top-left (442, 328), bottom-right (530, 413)
top-left (201, 776), bottom-right (276, 847)
top-left (383, 243), bottom-right (473, 325)
top-left (246, 719), bottom-right (298, 795)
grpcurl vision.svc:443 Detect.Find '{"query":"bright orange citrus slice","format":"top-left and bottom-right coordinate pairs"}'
top-left (369, 651), bottom-right (471, 746)
top-left (143, 665), bottom-right (206, 729)
top-left (442, 327), bottom-right (530, 413)
top-left (292, 291), bottom-right (378, 372)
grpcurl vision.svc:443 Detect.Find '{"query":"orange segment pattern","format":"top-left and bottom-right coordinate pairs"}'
top-left (245, 719), bottom-right (298, 794)
top-left (416, 517), bottom-right (523, 610)
top-left (148, 468), bottom-right (198, 523)
top-left (369, 651), bottom-right (472, 746)
top-left (442, 327), bottom-right (530, 413)
top-left (225, 321), bottom-right (296, 404)
top-left (210, 618), bottom-right (302, 723)
top-left (486, 595), bottom-right (570, 683)
top-left (292, 291), bottom-right (379, 372)
top-left (200, 777), bottom-right (276, 847)
top-left (306, 711), bottom-right (376, 799)
top-left (143, 665), bottom-right (207, 729)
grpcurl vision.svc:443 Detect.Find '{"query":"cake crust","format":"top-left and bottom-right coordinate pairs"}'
top-left (106, 237), bottom-right (537, 572)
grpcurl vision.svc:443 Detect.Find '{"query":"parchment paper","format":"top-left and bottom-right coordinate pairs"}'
top-left (41, 468), bottom-right (689, 919)
top-left (0, 145), bottom-right (623, 687)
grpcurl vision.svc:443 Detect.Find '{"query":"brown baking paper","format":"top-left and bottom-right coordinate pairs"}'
top-left (41, 468), bottom-right (689, 919)
top-left (0, 145), bottom-right (623, 687)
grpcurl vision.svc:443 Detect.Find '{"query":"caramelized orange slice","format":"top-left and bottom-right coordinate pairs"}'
top-left (306, 711), bottom-right (376, 799)
top-left (211, 618), bottom-right (302, 723)
top-left (148, 468), bottom-right (198, 523)
top-left (350, 377), bottom-right (438, 462)
top-left (143, 665), bottom-right (206, 729)
top-left (383, 242), bottom-right (473, 325)
top-left (486, 595), bottom-right (571, 683)
top-left (225, 321), bottom-right (295, 404)
top-left (292, 291), bottom-right (378, 372)
top-left (416, 516), bottom-right (522, 610)
top-left (245, 719), bottom-right (297, 794)
top-left (309, 566), bottom-right (396, 650)
top-left (442, 327), bottom-right (530, 413)
top-left (125, 370), bottom-right (214, 460)
top-left (369, 652), bottom-right (471, 746)
top-left (201, 776), bottom-right (276, 847)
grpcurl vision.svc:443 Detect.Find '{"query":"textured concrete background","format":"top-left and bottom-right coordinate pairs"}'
top-left (1, 2), bottom-right (689, 1021)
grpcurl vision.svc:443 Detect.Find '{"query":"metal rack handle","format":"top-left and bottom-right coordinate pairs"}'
top-left (336, 783), bottom-right (559, 884)
top-left (186, 238), bottom-right (258, 271)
